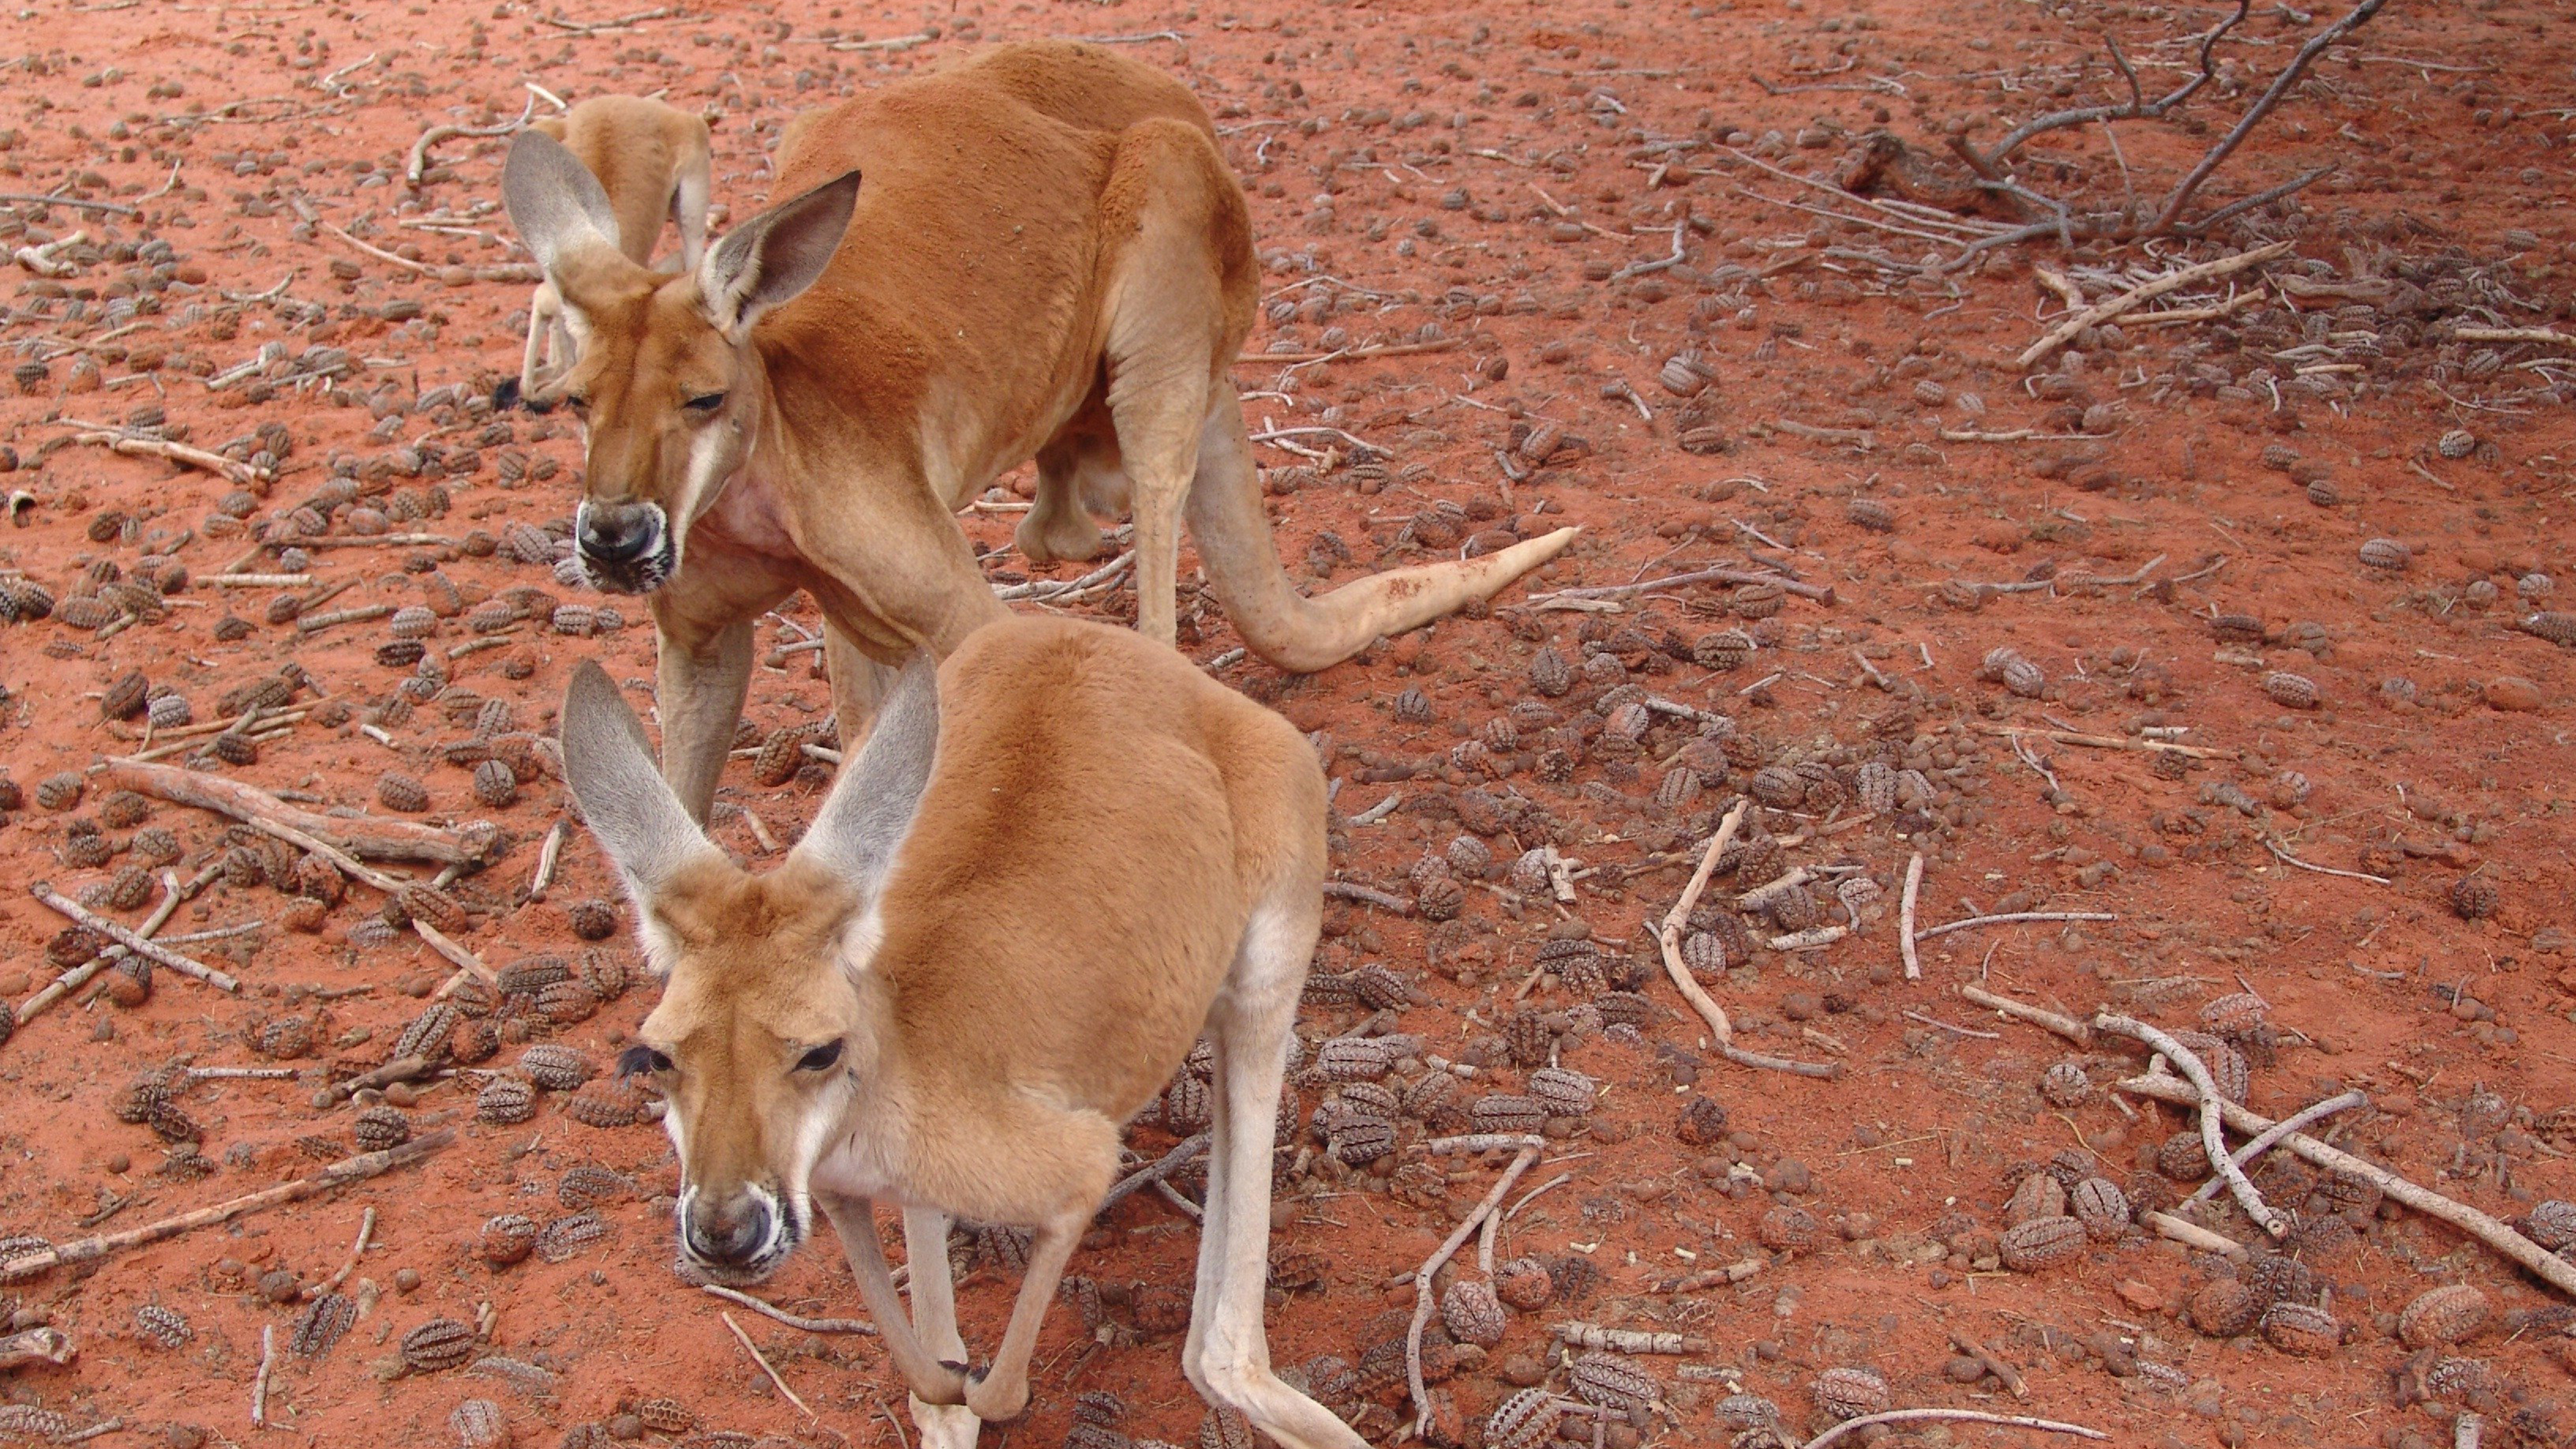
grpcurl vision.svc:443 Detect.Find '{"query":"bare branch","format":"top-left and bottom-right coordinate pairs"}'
top-left (2147, 0), bottom-right (2390, 235)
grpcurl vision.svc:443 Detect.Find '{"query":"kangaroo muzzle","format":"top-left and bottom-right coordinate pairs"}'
top-left (575, 499), bottom-right (673, 594)
top-left (677, 1183), bottom-right (793, 1280)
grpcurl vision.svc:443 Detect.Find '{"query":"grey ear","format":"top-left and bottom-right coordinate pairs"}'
top-left (559, 661), bottom-right (717, 899)
top-left (697, 169), bottom-right (860, 337)
top-left (790, 652), bottom-right (938, 902)
top-left (502, 129), bottom-right (623, 275)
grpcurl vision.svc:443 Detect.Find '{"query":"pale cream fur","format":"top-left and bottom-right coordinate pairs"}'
top-left (558, 616), bottom-right (1365, 1449)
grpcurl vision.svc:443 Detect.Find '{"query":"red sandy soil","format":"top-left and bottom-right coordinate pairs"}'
top-left (1, 1), bottom-right (2573, 1448)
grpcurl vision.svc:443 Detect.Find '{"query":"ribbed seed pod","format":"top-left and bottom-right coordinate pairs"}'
top-left (401, 1318), bottom-right (476, 1372)
top-left (1678, 930), bottom-right (1727, 979)
top-left (2039, 1062), bottom-right (2092, 1108)
top-left (518, 1044), bottom-right (591, 1091)
top-left (476, 1077), bottom-right (537, 1124)
top-left (2262, 672), bottom-right (2319, 709)
top-left (1493, 1256), bottom-right (1554, 1310)
top-left (1163, 1073), bottom-right (1212, 1134)
top-left (1527, 1067), bottom-right (1597, 1118)
top-left (2526, 1200), bottom-right (2576, 1250)
top-left (566, 1081), bottom-right (643, 1129)
top-left (2070, 1177), bottom-right (2130, 1238)
top-left (636, 1399), bottom-right (696, 1434)
top-left (1313, 1036), bottom-right (1397, 1082)
top-left (2200, 991), bottom-right (2268, 1037)
top-left (1415, 874), bottom-right (1464, 922)
top-left (135, 1303), bottom-right (194, 1349)
top-left (559, 1165), bottom-right (637, 1211)
top-left (1998, 1216), bottom-right (2086, 1271)
top-left (377, 773), bottom-right (430, 812)
top-left (481, 1213), bottom-right (539, 1266)
top-left (752, 724), bottom-right (820, 786)
top-left (2260, 1301), bottom-right (2341, 1356)
top-left (1716, 1395), bottom-right (1782, 1431)
top-left (2399, 1285), bottom-right (2491, 1348)
top-left (2002, 657), bottom-right (2045, 698)
top-left (1470, 1093), bottom-right (1547, 1135)
top-left (1730, 582), bottom-right (1784, 619)
top-left (2157, 1130), bottom-right (2212, 1181)
top-left (2451, 875), bottom-right (2499, 921)
top-left (472, 759), bottom-right (518, 808)
top-left (1441, 1279), bottom-right (1508, 1346)
top-left (566, 899), bottom-right (619, 941)
top-left (1693, 629), bottom-right (1753, 671)
top-left (1847, 497), bottom-right (1895, 532)
top-left (2357, 537), bottom-right (2411, 571)
top-left (1528, 647), bottom-right (1572, 697)
top-left (2190, 1279), bottom-right (2261, 1338)
top-left (1748, 765), bottom-right (1803, 808)
top-left (1484, 1389), bottom-right (1562, 1449)
top-left (353, 1105), bottom-right (412, 1150)
top-left (256, 1016), bottom-right (314, 1059)
top-left (102, 671), bottom-right (150, 720)
top-left (1568, 1353), bottom-right (1658, 1413)
top-left (290, 1292), bottom-right (358, 1357)
top-left (1812, 1366), bottom-right (1890, 1421)
top-left (536, 979), bottom-right (599, 1024)
top-left (35, 772), bottom-right (83, 811)
top-left (1757, 1205), bottom-right (1823, 1256)
top-left (535, 1212), bottom-right (605, 1263)
top-left (451, 1398), bottom-right (511, 1449)
top-left (1328, 1117), bottom-right (1395, 1167)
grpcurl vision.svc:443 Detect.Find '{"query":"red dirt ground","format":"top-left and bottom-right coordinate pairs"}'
top-left (1, 1), bottom-right (2573, 1448)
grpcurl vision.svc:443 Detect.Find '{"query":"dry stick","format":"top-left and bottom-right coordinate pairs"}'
top-left (2017, 241), bottom-right (2294, 368)
top-left (2124, 1073), bottom-right (2576, 1298)
top-left (2094, 1014), bottom-right (2286, 1238)
top-left (407, 97), bottom-right (535, 186)
top-left (69, 429), bottom-right (270, 487)
top-left (2458, 1413), bottom-right (2485, 1449)
top-left (103, 760), bottom-right (498, 868)
top-left (2146, 0), bottom-right (2392, 235)
top-left (700, 1283), bottom-right (877, 1336)
top-left (1980, 723), bottom-right (2239, 761)
top-left (1914, 910), bottom-right (2115, 944)
top-left (1803, 1407), bottom-right (2108, 1449)
top-left (0, 1132), bottom-right (453, 1281)
top-left (2145, 1208), bottom-right (2249, 1258)
top-left (299, 1205), bottom-right (376, 1299)
top-left (2457, 326), bottom-right (2576, 347)
top-left (251, 1324), bottom-right (275, 1428)
top-left (1959, 984), bottom-right (2090, 1046)
top-left (1655, 800), bottom-right (1838, 1079)
top-left (527, 817), bottom-right (568, 902)
top-left (0, 1327), bottom-right (75, 1371)
top-left (1948, 1331), bottom-right (2027, 1399)
top-left (1322, 880), bottom-right (1413, 914)
top-left (1531, 564), bottom-right (1835, 606)
top-left (2184, 1089), bottom-right (2369, 1205)
top-left (30, 883), bottom-right (238, 992)
top-left (2263, 837), bottom-right (2390, 885)
top-left (720, 1311), bottom-right (817, 1419)
top-left (322, 1055), bottom-right (435, 1105)
top-left (19, 867), bottom-right (199, 1022)
top-left (1098, 1134), bottom-right (1209, 1213)
top-left (1898, 852), bottom-right (1925, 981)
top-left (1235, 337), bottom-right (1460, 366)
top-left (1407, 1144), bottom-right (1543, 1437)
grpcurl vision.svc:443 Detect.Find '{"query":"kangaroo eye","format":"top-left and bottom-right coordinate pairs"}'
top-left (564, 394), bottom-right (592, 414)
top-left (619, 1044), bottom-right (674, 1077)
top-left (796, 1041), bottom-right (844, 1073)
top-left (682, 392), bottom-right (727, 414)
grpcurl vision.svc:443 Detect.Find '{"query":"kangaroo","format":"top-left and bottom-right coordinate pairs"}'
top-left (503, 95), bottom-right (712, 411)
top-left (559, 615), bottom-right (1365, 1449)
top-left (500, 40), bottom-right (1577, 823)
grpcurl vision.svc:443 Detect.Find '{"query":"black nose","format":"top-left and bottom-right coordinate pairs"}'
top-left (686, 1194), bottom-right (771, 1265)
top-left (580, 504), bottom-right (659, 565)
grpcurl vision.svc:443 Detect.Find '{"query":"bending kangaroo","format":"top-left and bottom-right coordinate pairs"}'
top-left (500, 40), bottom-right (1576, 823)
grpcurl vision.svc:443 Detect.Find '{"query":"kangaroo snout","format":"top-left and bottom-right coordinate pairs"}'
top-left (680, 1185), bottom-right (785, 1275)
top-left (574, 500), bottom-right (672, 593)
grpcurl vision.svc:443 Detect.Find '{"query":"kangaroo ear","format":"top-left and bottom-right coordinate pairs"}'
top-left (697, 168), bottom-right (859, 338)
top-left (502, 129), bottom-right (622, 276)
top-left (790, 652), bottom-right (938, 904)
top-left (559, 661), bottom-right (718, 901)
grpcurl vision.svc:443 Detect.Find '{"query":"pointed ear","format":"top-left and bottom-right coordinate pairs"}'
top-left (790, 652), bottom-right (938, 902)
top-left (502, 129), bottom-right (622, 276)
top-left (697, 168), bottom-right (859, 338)
top-left (559, 660), bottom-right (717, 900)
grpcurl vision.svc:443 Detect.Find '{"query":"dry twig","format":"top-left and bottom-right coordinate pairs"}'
top-left (1802, 1408), bottom-right (2106, 1449)
top-left (700, 1284), bottom-right (876, 1336)
top-left (1408, 1145), bottom-right (1542, 1436)
top-left (1958, 984), bottom-right (2090, 1045)
top-left (2094, 1014), bottom-right (2286, 1238)
top-left (1898, 852), bottom-right (1925, 980)
top-left (720, 1311), bottom-right (816, 1419)
top-left (2184, 1089), bottom-right (2369, 1205)
top-left (1656, 802), bottom-right (1838, 1079)
top-left (30, 883), bottom-right (237, 992)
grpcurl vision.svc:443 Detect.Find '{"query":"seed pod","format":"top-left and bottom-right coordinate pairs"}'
top-left (2399, 1285), bottom-right (2491, 1348)
top-left (135, 1303), bottom-right (194, 1349)
top-left (537, 979), bottom-right (599, 1024)
top-left (536, 1212), bottom-right (606, 1263)
top-left (1676, 1095), bottom-right (1731, 1147)
top-left (566, 898), bottom-right (619, 941)
top-left (481, 1213), bottom-right (540, 1267)
top-left (1527, 1067), bottom-right (1597, 1118)
top-left (470, 758), bottom-right (519, 808)
top-left (2038, 1061), bottom-right (2092, 1108)
top-left (2070, 1177), bottom-right (2130, 1238)
top-left (566, 1081), bottom-right (643, 1130)
top-left (377, 773), bottom-right (430, 812)
top-left (1717, 1395), bottom-right (1782, 1432)
top-left (1693, 628), bottom-right (1753, 672)
top-left (2157, 1130), bottom-right (2212, 1181)
top-left (635, 1399), bottom-right (695, 1435)
top-left (1415, 873), bottom-right (1464, 922)
top-left (1470, 1093), bottom-right (1546, 1135)
top-left (1847, 496), bottom-right (1895, 532)
top-left (2527, 1200), bottom-right (2576, 1251)
top-left (559, 1165), bottom-right (637, 1211)
top-left (1313, 1036), bottom-right (1397, 1082)
top-left (1494, 1256), bottom-right (1554, 1310)
top-left (2358, 537), bottom-right (2411, 571)
top-left (1441, 1278), bottom-right (1507, 1347)
top-left (290, 1292), bottom-right (358, 1357)
top-left (392, 883), bottom-right (471, 937)
top-left (1569, 1353), bottom-right (1658, 1413)
top-left (2004, 1172), bottom-right (2066, 1227)
top-left (2259, 444), bottom-right (2301, 472)
top-left (1730, 581), bottom-right (1784, 619)
top-left (1812, 1366), bottom-right (1890, 1421)
top-left (35, 772), bottom-right (83, 811)
top-left (2259, 1301), bottom-right (2341, 1356)
top-left (1528, 647), bottom-right (1573, 697)
top-left (518, 1044), bottom-right (591, 1092)
top-left (353, 1105), bottom-right (412, 1151)
top-left (256, 1016), bottom-right (314, 1060)
top-left (101, 671), bottom-right (150, 721)
top-left (2186, 1277), bottom-right (2259, 1338)
top-left (1161, 1073), bottom-right (1213, 1134)
top-left (1678, 929), bottom-right (1728, 980)
top-left (2001, 657), bottom-right (2045, 698)
top-left (579, 949), bottom-right (631, 1001)
top-left (1348, 963), bottom-right (1409, 1010)
top-left (0, 576), bottom-right (55, 621)
top-left (2450, 875), bottom-right (2499, 921)
top-left (752, 724), bottom-right (818, 786)
top-left (2261, 672), bottom-right (2319, 710)
top-left (402, 1317), bottom-right (476, 1373)
top-left (1757, 1204), bottom-right (1823, 1256)
top-left (376, 639), bottom-right (428, 669)
top-left (1328, 1115), bottom-right (1394, 1167)
top-left (476, 1076), bottom-right (537, 1124)
top-left (1998, 1215), bottom-right (2085, 1271)
top-left (450, 1397), bottom-right (511, 1449)
top-left (1748, 764), bottom-right (1803, 808)
top-left (1485, 1388), bottom-right (1562, 1449)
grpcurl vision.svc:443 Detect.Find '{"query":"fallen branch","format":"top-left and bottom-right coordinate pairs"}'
top-left (2146, 0), bottom-right (2392, 235)
top-left (1409, 1144), bottom-right (1543, 1437)
top-left (1236, 337), bottom-right (1460, 366)
top-left (102, 759), bottom-right (503, 869)
top-left (1914, 910), bottom-right (2115, 943)
top-left (2263, 837), bottom-right (2390, 885)
top-left (2094, 1014), bottom-right (2285, 1238)
top-left (2121, 1071), bottom-right (2576, 1297)
top-left (2145, 1208), bottom-right (2249, 1258)
top-left (2018, 241), bottom-right (2294, 368)
top-left (1980, 724), bottom-right (2239, 761)
top-left (1947, 1332), bottom-right (2027, 1399)
top-left (2184, 1089), bottom-right (2368, 1205)
top-left (700, 1284), bottom-right (876, 1336)
top-left (1898, 852), bottom-right (1925, 981)
top-left (17, 867), bottom-right (204, 1024)
top-left (67, 428), bottom-right (271, 488)
top-left (0, 1132), bottom-right (452, 1282)
top-left (2455, 326), bottom-right (2576, 348)
top-left (0, 191), bottom-right (139, 216)
top-left (1098, 1134), bottom-right (1209, 1214)
top-left (30, 883), bottom-right (237, 992)
top-left (251, 1325), bottom-right (274, 1428)
top-left (0, 1326), bottom-right (74, 1371)
top-left (1551, 1322), bottom-right (1708, 1354)
top-left (1655, 801), bottom-right (1839, 1079)
top-left (407, 97), bottom-right (535, 187)
top-left (1322, 881), bottom-right (1413, 914)
top-left (1802, 1408), bottom-right (2106, 1449)
top-left (321, 1055), bottom-right (436, 1106)
top-left (1958, 983), bottom-right (2090, 1046)
top-left (1531, 565), bottom-right (1834, 606)
top-left (720, 1311), bottom-right (817, 1420)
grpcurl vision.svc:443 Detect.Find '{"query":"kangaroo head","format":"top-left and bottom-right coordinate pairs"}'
top-left (500, 129), bottom-right (859, 596)
top-left (557, 655), bottom-right (938, 1282)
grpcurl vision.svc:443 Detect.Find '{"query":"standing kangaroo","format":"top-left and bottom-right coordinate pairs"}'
top-left (501, 41), bottom-right (1576, 824)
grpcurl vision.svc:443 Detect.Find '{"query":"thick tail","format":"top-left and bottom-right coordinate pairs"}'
top-left (1183, 396), bottom-right (1578, 674)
